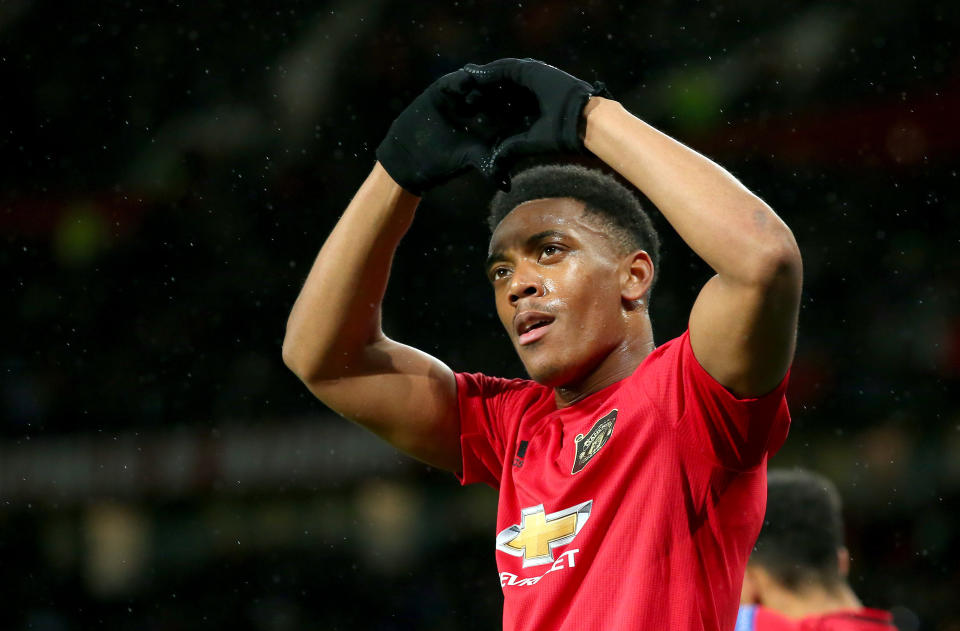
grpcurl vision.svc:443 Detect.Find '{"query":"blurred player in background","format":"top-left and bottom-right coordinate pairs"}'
top-left (737, 468), bottom-right (898, 631)
top-left (283, 58), bottom-right (802, 630)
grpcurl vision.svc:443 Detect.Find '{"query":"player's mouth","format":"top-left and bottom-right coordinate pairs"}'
top-left (515, 311), bottom-right (556, 346)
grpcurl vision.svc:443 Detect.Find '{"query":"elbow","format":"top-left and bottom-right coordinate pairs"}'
top-left (281, 336), bottom-right (309, 380)
top-left (744, 226), bottom-right (803, 289)
top-left (282, 331), bottom-right (359, 384)
top-left (767, 228), bottom-right (802, 277)
top-left (281, 332), bottom-right (324, 383)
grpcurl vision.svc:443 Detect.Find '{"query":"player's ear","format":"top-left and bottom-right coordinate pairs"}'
top-left (740, 565), bottom-right (761, 605)
top-left (619, 249), bottom-right (654, 304)
top-left (744, 565), bottom-right (779, 606)
top-left (837, 547), bottom-right (851, 578)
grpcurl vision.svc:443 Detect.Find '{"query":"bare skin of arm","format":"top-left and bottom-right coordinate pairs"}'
top-left (583, 97), bottom-right (802, 397)
top-left (282, 163), bottom-right (461, 471)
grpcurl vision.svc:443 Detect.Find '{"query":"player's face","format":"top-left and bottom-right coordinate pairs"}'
top-left (486, 198), bottom-right (630, 387)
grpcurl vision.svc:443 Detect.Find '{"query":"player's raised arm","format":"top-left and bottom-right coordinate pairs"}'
top-left (581, 97), bottom-right (801, 397)
top-left (282, 69), bottom-right (496, 472)
top-left (465, 59), bottom-right (802, 397)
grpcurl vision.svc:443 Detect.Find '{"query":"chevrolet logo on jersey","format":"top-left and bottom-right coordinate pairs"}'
top-left (496, 500), bottom-right (593, 567)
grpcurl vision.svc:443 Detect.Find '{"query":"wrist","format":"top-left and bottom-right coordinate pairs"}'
top-left (582, 95), bottom-right (607, 120)
top-left (373, 161), bottom-right (422, 202)
top-left (582, 97), bottom-right (623, 151)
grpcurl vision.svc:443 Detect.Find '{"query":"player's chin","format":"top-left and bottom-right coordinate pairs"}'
top-left (519, 351), bottom-right (577, 387)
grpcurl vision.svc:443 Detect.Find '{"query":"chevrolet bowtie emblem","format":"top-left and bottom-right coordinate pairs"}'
top-left (496, 500), bottom-right (593, 567)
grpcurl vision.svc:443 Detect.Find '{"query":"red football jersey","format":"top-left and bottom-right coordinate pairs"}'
top-left (456, 330), bottom-right (790, 631)
top-left (737, 605), bottom-right (898, 631)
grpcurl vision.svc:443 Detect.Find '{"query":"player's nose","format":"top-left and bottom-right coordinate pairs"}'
top-left (508, 264), bottom-right (544, 305)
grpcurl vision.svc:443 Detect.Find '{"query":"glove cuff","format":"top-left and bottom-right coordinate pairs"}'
top-left (376, 136), bottom-right (426, 196)
top-left (591, 81), bottom-right (613, 99)
top-left (560, 81), bottom-right (613, 152)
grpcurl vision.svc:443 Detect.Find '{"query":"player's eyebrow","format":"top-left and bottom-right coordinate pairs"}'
top-left (486, 230), bottom-right (569, 270)
top-left (526, 230), bottom-right (568, 245)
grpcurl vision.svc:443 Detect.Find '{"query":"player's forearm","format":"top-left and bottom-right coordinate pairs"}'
top-left (282, 163), bottom-right (419, 382)
top-left (583, 98), bottom-right (801, 286)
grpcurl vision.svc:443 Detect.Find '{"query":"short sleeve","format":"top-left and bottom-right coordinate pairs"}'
top-left (454, 372), bottom-right (547, 488)
top-left (669, 330), bottom-right (791, 470)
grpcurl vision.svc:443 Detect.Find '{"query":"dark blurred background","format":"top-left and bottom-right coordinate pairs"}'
top-left (1, 0), bottom-right (957, 629)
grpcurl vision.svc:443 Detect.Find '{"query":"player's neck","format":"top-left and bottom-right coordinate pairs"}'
top-left (553, 324), bottom-right (655, 408)
top-left (767, 582), bottom-right (863, 619)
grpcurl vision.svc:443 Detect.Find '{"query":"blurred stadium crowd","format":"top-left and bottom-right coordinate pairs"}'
top-left (2, 1), bottom-right (958, 629)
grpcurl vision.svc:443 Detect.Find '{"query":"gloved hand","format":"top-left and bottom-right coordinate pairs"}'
top-left (376, 69), bottom-right (505, 195)
top-left (463, 58), bottom-right (611, 180)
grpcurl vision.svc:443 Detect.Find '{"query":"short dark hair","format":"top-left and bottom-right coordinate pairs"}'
top-left (751, 468), bottom-right (846, 589)
top-left (488, 164), bottom-right (661, 294)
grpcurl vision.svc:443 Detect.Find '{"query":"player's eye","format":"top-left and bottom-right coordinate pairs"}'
top-left (490, 266), bottom-right (512, 281)
top-left (538, 244), bottom-right (564, 262)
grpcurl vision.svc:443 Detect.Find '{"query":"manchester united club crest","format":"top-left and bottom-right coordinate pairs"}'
top-left (571, 409), bottom-right (617, 474)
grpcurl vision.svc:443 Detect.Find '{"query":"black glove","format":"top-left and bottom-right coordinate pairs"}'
top-left (463, 58), bottom-right (611, 179)
top-left (376, 69), bottom-right (505, 195)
